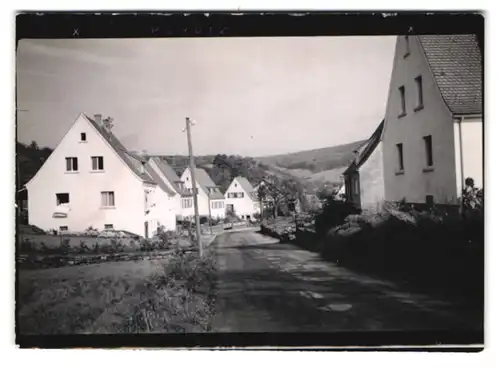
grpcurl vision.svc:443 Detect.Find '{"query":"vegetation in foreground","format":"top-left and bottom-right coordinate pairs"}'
top-left (319, 195), bottom-right (483, 311)
top-left (17, 242), bottom-right (216, 334)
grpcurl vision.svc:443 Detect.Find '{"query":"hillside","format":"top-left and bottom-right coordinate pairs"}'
top-left (256, 140), bottom-right (366, 185)
top-left (257, 140), bottom-right (365, 173)
top-left (16, 142), bottom-right (53, 190)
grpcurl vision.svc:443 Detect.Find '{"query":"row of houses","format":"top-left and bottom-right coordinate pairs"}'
top-left (343, 35), bottom-right (483, 210)
top-left (23, 113), bottom-right (262, 238)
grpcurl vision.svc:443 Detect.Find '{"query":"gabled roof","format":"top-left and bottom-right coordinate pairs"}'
top-left (344, 120), bottom-right (384, 175)
top-left (184, 167), bottom-right (225, 200)
top-left (418, 34), bottom-right (482, 116)
top-left (84, 114), bottom-right (155, 183)
top-left (144, 162), bottom-right (176, 196)
top-left (230, 176), bottom-right (258, 201)
top-left (148, 157), bottom-right (191, 196)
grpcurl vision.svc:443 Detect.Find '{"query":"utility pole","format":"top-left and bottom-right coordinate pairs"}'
top-left (206, 187), bottom-right (215, 235)
top-left (184, 117), bottom-right (203, 257)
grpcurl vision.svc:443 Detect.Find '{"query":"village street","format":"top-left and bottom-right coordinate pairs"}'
top-left (210, 230), bottom-right (480, 333)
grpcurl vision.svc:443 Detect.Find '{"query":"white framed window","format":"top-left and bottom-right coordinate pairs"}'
top-left (396, 143), bottom-right (404, 172)
top-left (65, 157), bottom-right (78, 172)
top-left (80, 132), bottom-right (87, 142)
top-left (423, 135), bottom-right (433, 167)
top-left (59, 226), bottom-right (68, 231)
top-left (56, 193), bottom-right (70, 205)
top-left (398, 86), bottom-right (406, 117)
top-left (101, 191), bottom-right (115, 207)
top-left (104, 224), bottom-right (114, 230)
top-left (415, 75), bottom-right (424, 110)
top-left (91, 156), bottom-right (104, 171)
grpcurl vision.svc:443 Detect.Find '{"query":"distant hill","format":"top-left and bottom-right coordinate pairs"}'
top-left (256, 140), bottom-right (366, 186)
top-left (16, 141), bottom-right (53, 190)
top-left (257, 140), bottom-right (365, 173)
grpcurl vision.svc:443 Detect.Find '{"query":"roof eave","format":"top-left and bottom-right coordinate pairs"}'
top-left (452, 112), bottom-right (483, 120)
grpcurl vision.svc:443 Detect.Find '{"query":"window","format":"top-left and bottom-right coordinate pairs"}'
top-left (404, 35), bottom-right (410, 57)
top-left (425, 195), bottom-right (434, 206)
top-left (144, 190), bottom-right (149, 210)
top-left (101, 191), bottom-right (115, 207)
top-left (56, 193), bottom-right (70, 205)
top-left (59, 226), bottom-right (68, 231)
top-left (234, 183), bottom-right (237, 187)
top-left (91, 156), bottom-right (104, 171)
top-left (80, 132), bottom-right (87, 141)
top-left (415, 76), bottom-right (423, 110)
top-left (353, 178), bottom-right (359, 195)
top-left (398, 86), bottom-right (406, 117)
top-left (65, 157), bottom-right (78, 172)
top-left (104, 224), bottom-right (114, 230)
top-left (396, 143), bottom-right (404, 172)
top-left (182, 198), bottom-right (193, 208)
top-left (423, 135), bottom-right (433, 167)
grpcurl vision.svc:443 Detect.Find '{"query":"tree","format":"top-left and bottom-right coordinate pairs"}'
top-left (258, 175), bottom-right (304, 218)
top-left (29, 140), bottom-right (39, 151)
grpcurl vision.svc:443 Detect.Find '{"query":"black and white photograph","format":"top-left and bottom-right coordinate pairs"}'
top-left (14, 12), bottom-right (485, 350)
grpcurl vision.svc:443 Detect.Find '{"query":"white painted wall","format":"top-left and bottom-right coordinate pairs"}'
top-left (26, 114), bottom-right (150, 237)
top-left (148, 187), bottom-right (177, 232)
top-left (224, 178), bottom-right (261, 220)
top-left (454, 117), bottom-right (483, 195)
top-left (359, 142), bottom-right (385, 210)
top-left (382, 36), bottom-right (459, 205)
top-left (180, 168), bottom-right (224, 218)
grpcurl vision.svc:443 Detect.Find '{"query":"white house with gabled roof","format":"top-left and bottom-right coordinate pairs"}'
top-left (145, 156), bottom-right (194, 221)
top-left (25, 113), bottom-right (176, 237)
top-left (225, 176), bottom-right (261, 220)
top-left (382, 34), bottom-right (483, 206)
top-left (180, 167), bottom-right (226, 220)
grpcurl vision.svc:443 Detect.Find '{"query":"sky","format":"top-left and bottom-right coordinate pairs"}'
top-left (16, 36), bottom-right (396, 157)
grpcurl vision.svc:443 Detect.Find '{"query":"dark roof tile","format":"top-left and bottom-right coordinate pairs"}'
top-left (418, 35), bottom-right (482, 115)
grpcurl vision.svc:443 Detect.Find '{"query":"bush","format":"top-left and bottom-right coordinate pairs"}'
top-left (320, 200), bottom-right (484, 304)
top-left (314, 197), bottom-right (360, 236)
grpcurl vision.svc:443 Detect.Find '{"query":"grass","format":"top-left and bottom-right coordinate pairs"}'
top-left (17, 246), bottom-right (216, 334)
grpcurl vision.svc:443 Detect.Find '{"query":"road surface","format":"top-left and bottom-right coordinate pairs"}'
top-left (210, 230), bottom-right (480, 333)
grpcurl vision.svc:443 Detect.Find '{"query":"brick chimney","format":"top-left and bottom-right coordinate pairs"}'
top-left (94, 114), bottom-right (102, 125)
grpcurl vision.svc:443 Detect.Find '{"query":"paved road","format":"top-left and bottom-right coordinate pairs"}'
top-left (210, 230), bottom-right (480, 333)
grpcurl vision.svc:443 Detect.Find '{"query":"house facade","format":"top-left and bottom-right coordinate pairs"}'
top-left (180, 167), bottom-right (226, 220)
top-left (225, 176), bottom-right (261, 220)
top-left (344, 120), bottom-right (385, 210)
top-left (25, 113), bottom-right (176, 237)
top-left (145, 157), bottom-right (194, 221)
top-left (382, 35), bottom-right (483, 206)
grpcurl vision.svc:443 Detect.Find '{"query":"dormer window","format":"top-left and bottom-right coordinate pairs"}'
top-left (80, 132), bottom-right (87, 142)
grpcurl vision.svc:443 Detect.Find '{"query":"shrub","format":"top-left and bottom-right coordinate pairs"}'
top-left (320, 200), bottom-right (484, 303)
top-left (314, 197), bottom-right (360, 236)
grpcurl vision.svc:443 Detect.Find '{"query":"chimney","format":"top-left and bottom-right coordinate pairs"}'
top-left (94, 114), bottom-right (102, 125)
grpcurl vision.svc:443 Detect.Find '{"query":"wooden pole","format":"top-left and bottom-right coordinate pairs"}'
top-left (185, 117), bottom-right (203, 257)
top-left (207, 189), bottom-right (213, 235)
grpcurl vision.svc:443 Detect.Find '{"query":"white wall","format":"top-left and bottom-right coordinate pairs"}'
top-left (180, 168), bottom-right (224, 218)
top-left (225, 178), bottom-right (260, 219)
top-left (454, 117), bottom-right (483, 195)
top-left (359, 143), bottom-right (385, 209)
top-left (382, 36), bottom-right (458, 205)
top-left (27, 114), bottom-right (149, 237)
top-left (149, 188), bottom-right (177, 231)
